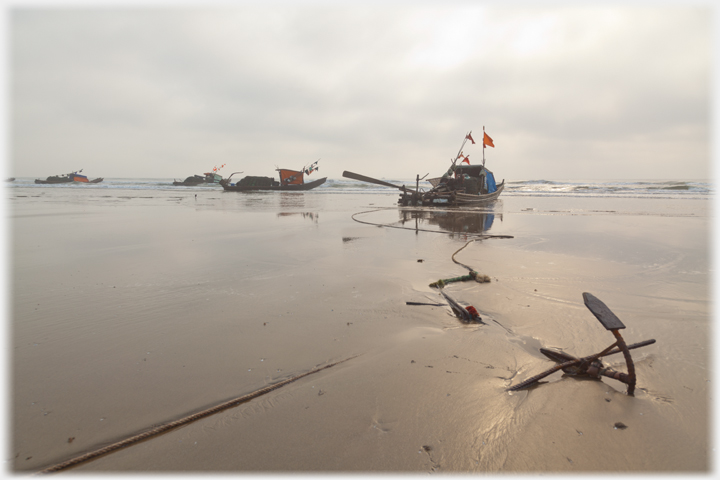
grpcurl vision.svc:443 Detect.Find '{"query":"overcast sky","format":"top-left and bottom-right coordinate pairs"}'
top-left (7, 3), bottom-right (713, 181)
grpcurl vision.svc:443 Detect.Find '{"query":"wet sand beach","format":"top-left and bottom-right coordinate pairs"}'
top-left (9, 185), bottom-right (710, 473)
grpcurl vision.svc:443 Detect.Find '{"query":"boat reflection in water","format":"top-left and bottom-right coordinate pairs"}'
top-left (397, 207), bottom-right (500, 237)
top-left (277, 212), bottom-right (319, 223)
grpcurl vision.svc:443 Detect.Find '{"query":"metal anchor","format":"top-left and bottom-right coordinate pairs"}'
top-left (508, 292), bottom-right (656, 396)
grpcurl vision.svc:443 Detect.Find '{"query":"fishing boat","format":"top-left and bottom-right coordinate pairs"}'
top-left (172, 164), bottom-right (227, 186)
top-left (172, 173), bottom-right (223, 186)
top-left (34, 170), bottom-right (103, 184)
top-left (343, 129), bottom-right (503, 206)
top-left (220, 160), bottom-right (326, 192)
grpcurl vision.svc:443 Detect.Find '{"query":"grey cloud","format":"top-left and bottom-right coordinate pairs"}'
top-left (10, 5), bottom-right (711, 180)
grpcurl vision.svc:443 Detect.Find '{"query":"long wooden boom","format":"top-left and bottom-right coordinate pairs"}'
top-left (342, 171), bottom-right (417, 192)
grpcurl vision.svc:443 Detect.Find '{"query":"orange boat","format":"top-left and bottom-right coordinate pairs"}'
top-left (34, 170), bottom-right (103, 184)
top-left (220, 161), bottom-right (326, 191)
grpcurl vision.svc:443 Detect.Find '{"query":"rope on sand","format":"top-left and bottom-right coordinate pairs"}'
top-left (38, 355), bottom-right (359, 474)
top-left (429, 240), bottom-right (492, 288)
top-left (438, 239), bottom-right (512, 331)
top-left (451, 239), bottom-right (480, 272)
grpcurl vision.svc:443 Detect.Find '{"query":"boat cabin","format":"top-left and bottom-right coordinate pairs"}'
top-left (277, 169), bottom-right (305, 186)
top-left (439, 164), bottom-right (498, 195)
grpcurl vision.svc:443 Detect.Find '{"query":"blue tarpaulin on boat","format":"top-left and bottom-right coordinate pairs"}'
top-left (486, 171), bottom-right (497, 193)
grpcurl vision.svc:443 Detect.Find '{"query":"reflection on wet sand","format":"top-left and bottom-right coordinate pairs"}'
top-left (279, 191), bottom-right (306, 209)
top-left (398, 208), bottom-right (502, 235)
top-left (277, 212), bottom-right (319, 222)
top-left (228, 191), bottom-right (311, 210)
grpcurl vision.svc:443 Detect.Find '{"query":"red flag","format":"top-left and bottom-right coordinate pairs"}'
top-left (462, 155), bottom-right (470, 165)
top-left (483, 132), bottom-right (494, 148)
top-left (466, 133), bottom-right (475, 144)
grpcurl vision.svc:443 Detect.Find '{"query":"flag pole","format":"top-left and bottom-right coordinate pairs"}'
top-left (482, 126), bottom-right (486, 167)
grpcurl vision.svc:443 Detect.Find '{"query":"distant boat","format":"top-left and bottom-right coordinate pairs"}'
top-left (35, 174), bottom-right (72, 184)
top-left (343, 130), bottom-right (503, 206)
top-left (220, 161), bottom-right (326, 191)
top-left (34, 170), bottom-right (103, 184)
top-left (172, 172), bottom-right (223, 186)
top-left (5, 177), bottom-right (15, 182)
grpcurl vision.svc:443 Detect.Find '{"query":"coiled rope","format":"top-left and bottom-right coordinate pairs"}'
top-left (38, 355), bottom-right (359, 474)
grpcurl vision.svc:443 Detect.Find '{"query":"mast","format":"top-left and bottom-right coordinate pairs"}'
top-left (451, 132), bottom-right (471, 167)
top-left (483, 126), bottom-right (486, 167)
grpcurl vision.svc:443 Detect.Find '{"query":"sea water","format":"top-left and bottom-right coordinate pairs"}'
top-left (6, 177), bottom-right (712, 200)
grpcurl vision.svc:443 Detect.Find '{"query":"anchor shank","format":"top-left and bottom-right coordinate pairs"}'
top-left (611, 329), bottom-right (636, 396)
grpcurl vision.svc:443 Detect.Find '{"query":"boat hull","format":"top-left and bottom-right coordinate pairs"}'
top-left (221, 177), bottom-right (327, 192)
top-left (434, 181), bottom-right (504, 205)
top-left (172, 181), bottom-right (218, 186)
top-left (35, 177), bottom-right (73, 184)
top-left (35, 177), bottom-right (104, 184)
top-left (172, 173), bottom-right (222, 186)
top-left (399, 180), bottom-right (504, 206)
